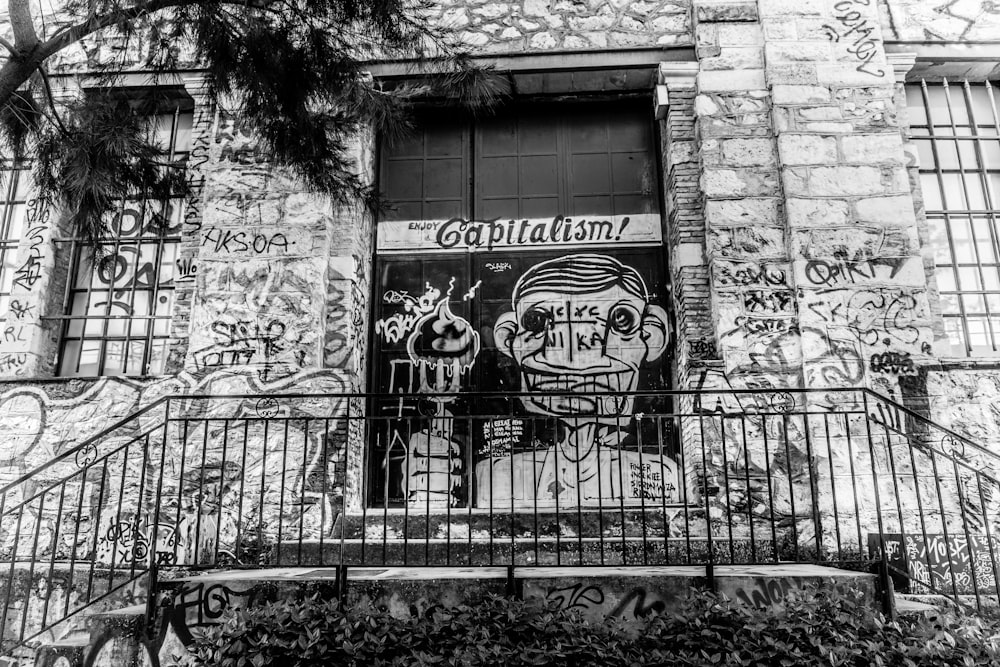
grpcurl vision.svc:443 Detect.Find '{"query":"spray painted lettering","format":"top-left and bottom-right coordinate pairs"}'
top-left (822, 0), bottom-right (886, 78)
top-left (201, 228), bottom-right (290, 255)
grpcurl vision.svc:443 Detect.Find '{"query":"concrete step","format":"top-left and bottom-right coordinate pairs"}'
top-left (336, 507), bottom-right (704, 540)
top-left (166, 563), bottom-right (876, 622)
top-left (272, 536), bottom-right (782, 567)
top-left (11, 564), bottom-right (877, 667)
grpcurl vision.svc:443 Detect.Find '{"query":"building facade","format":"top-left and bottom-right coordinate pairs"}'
top-left (2, 0), bottom-right (1000, 634)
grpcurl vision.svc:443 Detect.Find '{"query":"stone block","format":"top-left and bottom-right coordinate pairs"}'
top-left (758, 0), bottom-right (826, 16)
top-left (786, 165), bottom-right (887, 197)
top-left (816, 62), bottom-right (890, 87)
top-left (791, 226), bottom-right (919, 261)
top-left (705, 198), bottom-right (781, 226)
top-left (763, 18), bottom-right (797, 40)
top-left (710, 225), bottom-right (787, 259)
top-left (764, 41), bottom-right (832, 63)
top-left (792, 255), bottom-right (926, 289)
top-left (766, 63), bottom-right (819, 86)
top-left (786, 198), bottom-right (850, 227)
top-left (716, 23), bottom-right (764, 46)
top-left (798, 106), bottom-right (843, 121)
top-left (698, 69), bottom-right (767, 92)
top-left (841, 133), bottom-right (904, 164)
top-left (854, 195), bottom-right (917, 225)
top-left (771, 85), bottom-right (830, 105)
top-left (701, 46), bottom-right (766, 71)
top-left (703, 167), bottom-right (780, 197)
top-left (523, 0), bottom-right (550, 17)
top-left (721, 137), bottom-right (777, 167)
top-left (777, 134), bottom-right (838, 165)
top-left (694, 0), bottom-right (758, 23)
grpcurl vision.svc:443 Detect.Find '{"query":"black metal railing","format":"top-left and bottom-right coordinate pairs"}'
top-left (2, 387), bottom-right (1000, 655)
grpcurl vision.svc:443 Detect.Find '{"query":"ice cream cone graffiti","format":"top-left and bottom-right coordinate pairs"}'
top-left (403, 296), bottom-right (480, 506)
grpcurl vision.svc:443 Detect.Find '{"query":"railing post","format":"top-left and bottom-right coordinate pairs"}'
top-left (877, 553), bottom-right (895, 618)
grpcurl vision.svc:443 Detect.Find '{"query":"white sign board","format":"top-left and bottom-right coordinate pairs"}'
top-left (377, 214), bottom-right (661, 252)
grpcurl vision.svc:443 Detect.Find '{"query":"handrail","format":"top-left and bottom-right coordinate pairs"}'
top-left (4, 385), bottom-right (1000, 661)
top-left (0, 395), bottom-right (172, 496)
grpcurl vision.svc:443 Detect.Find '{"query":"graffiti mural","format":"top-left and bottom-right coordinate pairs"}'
top-left (478, 254), bottom-right (675, 507)
top-left (0, 369), bottom-right (351, 565)
top-left (371, 250), bottom-right (678, 509)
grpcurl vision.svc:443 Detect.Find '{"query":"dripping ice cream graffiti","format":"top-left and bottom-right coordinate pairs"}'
top-left (377, 278), bottom-right (482, 506)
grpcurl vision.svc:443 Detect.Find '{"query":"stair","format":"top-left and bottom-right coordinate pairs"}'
top-left (17, 563), bottom-right (877, 667)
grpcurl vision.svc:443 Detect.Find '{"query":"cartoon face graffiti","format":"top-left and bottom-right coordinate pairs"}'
top-left (493, 254), bottom-right (669, 421)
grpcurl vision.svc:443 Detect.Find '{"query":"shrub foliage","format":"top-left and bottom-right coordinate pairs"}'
top-left (187, 588), bottom-right (1000, 667)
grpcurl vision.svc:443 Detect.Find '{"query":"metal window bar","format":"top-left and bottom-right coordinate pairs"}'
top-left (53, 105), bottom-right (189, 377)
top-left (912, 79), bottom-right (1000, 356)
top-left (0, 160), bottom-right (28, 316)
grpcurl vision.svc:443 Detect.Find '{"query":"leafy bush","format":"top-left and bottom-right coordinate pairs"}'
top-left (186, 587), bottom-right (1000, 667)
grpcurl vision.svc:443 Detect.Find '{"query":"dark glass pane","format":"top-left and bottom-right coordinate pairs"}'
top-left (571, 153), bottom-right (611, 195)
top-left (424, 158), bottom-right (464, 199)
top-left (520, 156), bottom-right (559, 196)
top-left (611, 152), bottom-right (648, 193)
top-left (426, 124), bottom-right (465, 157)
top-left (385, 160), bottom-right (424, 200)
top-left (480, 117), bottom-right (517, 155)
top-left (479, 156), bottom-right (519, 197)
top-left (521, 197), bottom-right (560, 219)
top-left (518, 116), bottom-right (557, 153)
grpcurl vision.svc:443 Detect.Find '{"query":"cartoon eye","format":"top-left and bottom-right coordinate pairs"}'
top-left (521, 307), bottom-right (551, 335)
top-left (609, 304), bottom-right (640, 335)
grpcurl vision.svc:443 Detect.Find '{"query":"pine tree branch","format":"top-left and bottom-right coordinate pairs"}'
top-left (37, 66), bottom-right (70, 137)
top-left (9, 0), bottom-right (40, 51)
top-left (0, 36), bottom-right (16, 56)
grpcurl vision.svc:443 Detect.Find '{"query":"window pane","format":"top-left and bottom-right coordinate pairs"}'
top-left (951, 218), bottom-right (975, 261)
top-left (973, 218), bottom-right (997, 262)
top-left (959, 266), bottom-right (983, 290)
top-left (58, 104), bottom-right (190, 377)
top-left (921, 173), bottom-right (943, 211)
top-left (936, 266), bottom-right (957, 291)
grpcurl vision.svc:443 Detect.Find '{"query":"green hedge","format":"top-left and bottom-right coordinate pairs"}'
top-left (186, 588), bottom-right (1000, 667)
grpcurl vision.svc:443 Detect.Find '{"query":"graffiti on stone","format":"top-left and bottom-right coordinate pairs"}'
top-left (545, 583), bottom-right (666, 620)
top-left (732, 577), bottom-right (803, 609)
top-left (201, 227), bottom-right (291, 256)
top-left (477, 254), bottom-right (677, 507)
top-left (12, 198), bottom-right (49, 291)
top-left (715, 262), bottom-right (787, 288)
top-left (0, 370), bottom-right (350, 564)
top-left (8, 299), bottom-right (34, 320)
top-left (869, 351), bottom-right (917, 376)
top-left (802, 327), bottom-right (865, 387)
top-left (175, 257), bottom-right (198, 283)
top-left (689, 338), bottom-right (717, 360)
top-left (821, 0), bottom-right (886, 78)
top-left (803, 290), bottom-right (927, 348)
top-left (802, 257), bottom-right (915, 288)
top-left (0, 352), bottom-right (28, 376)
top-left (96, 520), bottom-right (179, 566)
top-left (191, 317), bottom-right (307, 380)
top-left (183, 107), bottom-right (212, 232)
top-left (743, 290), bottom-right (794, 314)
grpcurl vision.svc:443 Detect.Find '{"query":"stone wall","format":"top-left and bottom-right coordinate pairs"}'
top-left (2, 0), bottom-right (1000, 584)
top-left (426, 0), bottom-right (693, 51)
top-left (881, 0), bottom-right (1000, 41)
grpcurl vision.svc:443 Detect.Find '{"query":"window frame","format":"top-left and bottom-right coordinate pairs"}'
top-left (53, 94), bottom-right (193, 378)
top-left (908, 79), bottom-right (1000, 357)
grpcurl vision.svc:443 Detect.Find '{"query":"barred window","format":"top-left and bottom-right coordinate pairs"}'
top-left (56, 103), bottom-right (192, 377)
top-left (908, 80), bottom-right (1000, 356)
top-left (0, 161), bottom-right (29, 316)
